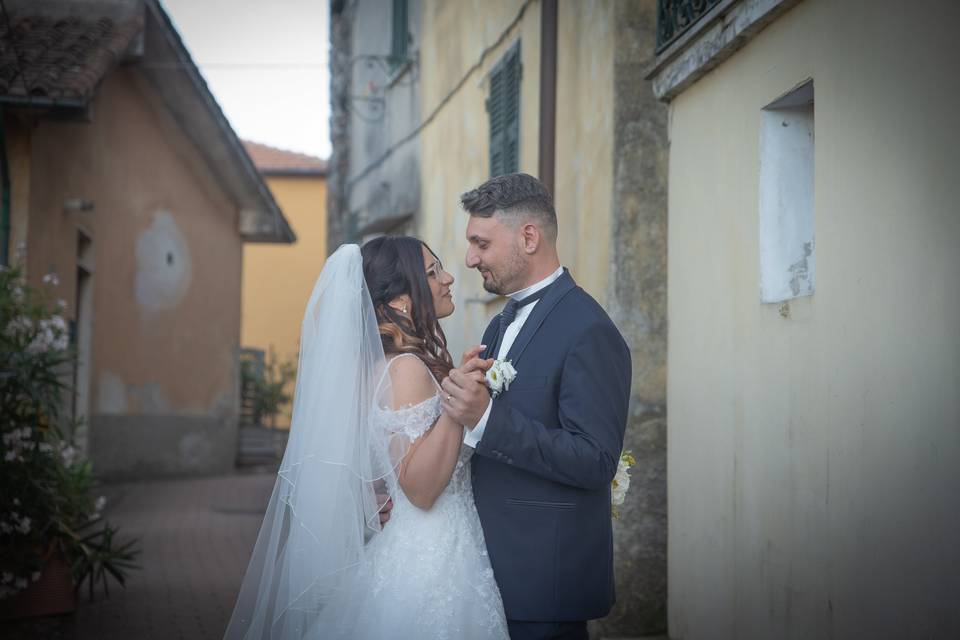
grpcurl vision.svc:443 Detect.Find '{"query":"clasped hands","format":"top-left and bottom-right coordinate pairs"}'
top-left (441, 345), bottom-right (494, 428)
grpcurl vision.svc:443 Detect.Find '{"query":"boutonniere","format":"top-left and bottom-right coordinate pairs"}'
top-left (611, 451), bottom-right (636, 519)
top-left (485, 359), bottom-right (517, 398)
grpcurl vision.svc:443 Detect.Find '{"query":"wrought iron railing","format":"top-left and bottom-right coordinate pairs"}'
top-left (656, 0), bottom-right (723, 53)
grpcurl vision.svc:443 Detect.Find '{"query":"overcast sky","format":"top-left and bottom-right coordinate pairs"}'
top-left (162, 0), bottom-right (331, 159)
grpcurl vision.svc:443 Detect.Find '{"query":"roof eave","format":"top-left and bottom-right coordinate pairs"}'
top-left (140, 1), bottom-right (295, 244)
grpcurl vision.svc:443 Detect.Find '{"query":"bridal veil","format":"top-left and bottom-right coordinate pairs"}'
top-left (224, 244), bottom-right (403, 639)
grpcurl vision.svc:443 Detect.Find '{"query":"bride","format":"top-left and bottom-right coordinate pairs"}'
top-left (224, 237), bottom-right (509, 639)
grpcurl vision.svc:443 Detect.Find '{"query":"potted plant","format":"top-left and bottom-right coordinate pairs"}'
top-left (241, 346), bottom-right (297, 429)
top-left (0, 265), bottom-right (139, 618)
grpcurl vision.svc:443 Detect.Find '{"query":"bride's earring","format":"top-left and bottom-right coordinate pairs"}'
top-left (402, 304), bottom-right (408, 315)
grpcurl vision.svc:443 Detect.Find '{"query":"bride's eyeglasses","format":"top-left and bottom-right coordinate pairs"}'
top-left (425, 260), bottom-right (445, 279)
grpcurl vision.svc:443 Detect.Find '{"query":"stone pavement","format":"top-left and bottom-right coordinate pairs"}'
top-left (1, 468), bottom-right (277, 640)
top-left (2, 468), bottom-right (668, 640)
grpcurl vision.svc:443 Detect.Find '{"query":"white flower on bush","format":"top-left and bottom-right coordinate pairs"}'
top-left (42, 272), bottom-right (59, 286)
top-left (0, 522), bottom-right (10, 534)
top-left (4, 314), bottom-right (32, 338)
top-left (611, 451), bottom-right (636, 519)
top-left (485, 359), bottom-right (517, 398)
top-left (16, 517), bottom-right (30, 534)
top-left (95, 496), bottom-right (107, 512)
top-left (3, 450), bottom-right (16, 462)
top-left (26, 315), bottom-right (69, 354)
top-left (60, 444), bottom-right (77, 467)
top-left (612, 467), bottom-right (630, 507)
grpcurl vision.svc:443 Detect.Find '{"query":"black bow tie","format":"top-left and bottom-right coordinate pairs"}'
top-left (498, 286), bottom-right (550, 335)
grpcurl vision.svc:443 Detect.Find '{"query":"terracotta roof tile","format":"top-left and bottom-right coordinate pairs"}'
top-left (0, 8), bottom-right (142, 104)
top-left (242, 140), bottom-right (328, 176)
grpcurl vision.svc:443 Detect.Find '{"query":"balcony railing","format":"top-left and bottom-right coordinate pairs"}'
top-left (656, 0), bottom-right (723, 53)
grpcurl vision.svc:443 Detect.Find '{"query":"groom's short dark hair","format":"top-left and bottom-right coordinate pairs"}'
top-left (460, 173), bottom-right (558, 242)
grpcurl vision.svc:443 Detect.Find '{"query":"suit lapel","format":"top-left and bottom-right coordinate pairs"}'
top-left (480, 319), bottom-right (500, 360)
top-left (505, 270), bottom-right (576, 366)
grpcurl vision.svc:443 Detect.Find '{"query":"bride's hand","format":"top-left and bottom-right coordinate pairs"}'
top-left (459, 345), bottom-right (494, 376)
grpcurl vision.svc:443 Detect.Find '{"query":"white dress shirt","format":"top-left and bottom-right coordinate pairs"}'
top-left (463, 266), bottom-right (565, 448)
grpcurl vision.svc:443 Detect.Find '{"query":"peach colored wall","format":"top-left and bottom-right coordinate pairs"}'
top-left (23, 67), bottom-right (244, 476)
top-left (3, 115), bottom-right (31, 267)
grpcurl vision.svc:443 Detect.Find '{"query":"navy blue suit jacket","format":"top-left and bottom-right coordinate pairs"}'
top-left (471, 269), bottom-right (632, 622)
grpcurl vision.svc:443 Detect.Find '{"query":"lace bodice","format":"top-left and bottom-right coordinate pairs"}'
top-left (372, 356), bottom-right (476, 508)
top-left (375, 393), bottom-right (443, 442)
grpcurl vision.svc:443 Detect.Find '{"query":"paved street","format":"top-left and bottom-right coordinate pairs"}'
top-left (1, 468), bottom-right (667, 640)
top-left (2, 469), bottom-right (276, 640)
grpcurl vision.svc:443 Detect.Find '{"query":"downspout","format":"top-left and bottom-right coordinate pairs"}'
top-left (0, 106), bottom-right (10, 267)
top-left (538, 0), bottom-right (558, 197)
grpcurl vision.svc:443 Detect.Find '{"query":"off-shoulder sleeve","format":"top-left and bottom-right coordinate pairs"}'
top-left (372, 354), bottom-right (443, 444)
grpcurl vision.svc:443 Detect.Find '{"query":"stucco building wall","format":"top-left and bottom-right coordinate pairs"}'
top-left (666, 1), bottom-right (960, 637)
top-left (553, 0), bottom-right (614, 303)
top-left (418, 0), bottom-right (542, 360)
top-left (417, 0), bottom-right (618, 362)
top-left (241, 175), bottom-right (328, 427)
top-left (342, 0), bottom-right (422, 240)
top-left (23, 68), bottom-right (244, 479)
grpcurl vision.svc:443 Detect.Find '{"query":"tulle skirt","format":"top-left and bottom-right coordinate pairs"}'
top-left (306, 480), bottom-right (508, 640)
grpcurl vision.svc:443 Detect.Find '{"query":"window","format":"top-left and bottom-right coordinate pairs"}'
top-left (390, 0), bottom-right (408, 71)
top-left (487, 41), bottom-right (521, 177)
top-left (759, 79), bottom-right (815, 303)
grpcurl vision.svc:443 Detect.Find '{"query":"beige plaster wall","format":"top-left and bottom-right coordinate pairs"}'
top-left (666, 1), bottom-right (960, 638)
top-left (418, 0), bottom-right (541, 359)
top-left (25, 67), bottom-right (244, 477)
top-left (554, 0), bottom-right (614, 304)
top-left (417, 0), bottom-right (614, 359)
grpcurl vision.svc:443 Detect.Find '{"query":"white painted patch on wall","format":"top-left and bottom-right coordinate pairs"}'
top-left (759, 79), bottom-right (815, 303)
top-left (179, 431), bottom-right (213, 469)
top-left (135, 209), bottom-right (192, 311)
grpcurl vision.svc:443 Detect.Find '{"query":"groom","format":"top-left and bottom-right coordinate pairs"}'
top-left (442, 173), bottom-right (632, 640)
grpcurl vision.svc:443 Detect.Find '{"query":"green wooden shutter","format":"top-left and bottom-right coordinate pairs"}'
top-left (391, 0), bottom-right (408, 70)
top-left (487, 41), bottom-right (521, 177)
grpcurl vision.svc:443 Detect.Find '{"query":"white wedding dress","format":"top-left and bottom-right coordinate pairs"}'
top-left (306, 354), bottom-right (509, 639)
top-left (224, 245), bottom-right (507, 640)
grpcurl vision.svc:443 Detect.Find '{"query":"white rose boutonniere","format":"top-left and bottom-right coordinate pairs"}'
top-left (611, 451), bottom-right (636, 519)
top-left (485, 359), bottom-right (517, 398)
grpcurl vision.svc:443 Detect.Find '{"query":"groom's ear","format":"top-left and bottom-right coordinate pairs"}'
top-left (520, 222), bottom-right (541, 254)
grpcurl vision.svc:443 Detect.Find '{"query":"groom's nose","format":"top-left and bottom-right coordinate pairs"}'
top-left (465, 248), bottom-right (480, 268)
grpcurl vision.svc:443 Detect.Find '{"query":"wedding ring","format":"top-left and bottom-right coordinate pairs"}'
top-left (446, 394), bottom-right (453, 402)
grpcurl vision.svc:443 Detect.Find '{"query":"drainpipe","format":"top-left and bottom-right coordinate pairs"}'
top-left (0, 106), bottom-right (9, 267)
top-left (538, 0), bottom-right (558, 197)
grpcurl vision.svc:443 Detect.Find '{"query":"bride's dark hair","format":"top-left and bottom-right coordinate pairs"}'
top-left (361, 236), bottom-right (454, 382)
